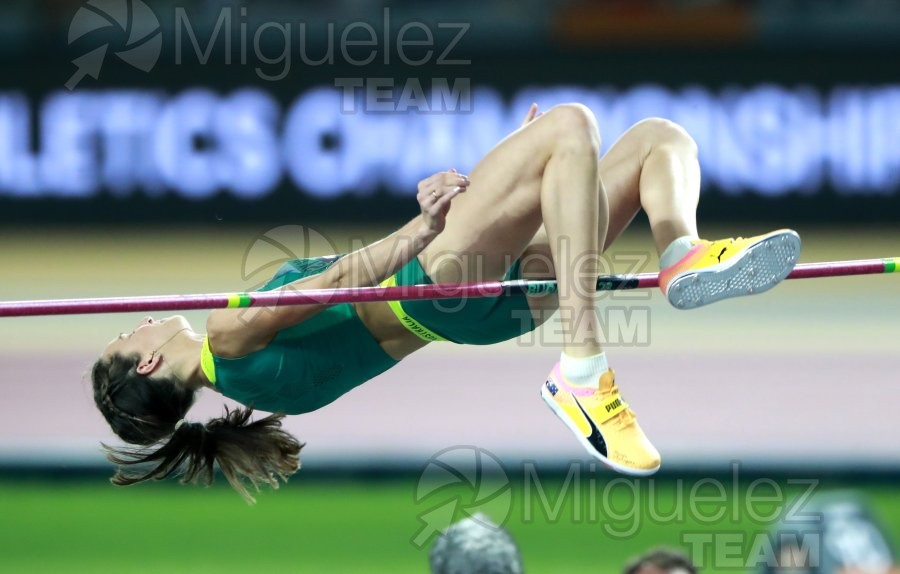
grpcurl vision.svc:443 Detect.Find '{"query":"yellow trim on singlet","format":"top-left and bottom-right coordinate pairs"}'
top-left (380, 275), bottom-right (448, 342)
top-left (200, 336), bottom-right (217, 384)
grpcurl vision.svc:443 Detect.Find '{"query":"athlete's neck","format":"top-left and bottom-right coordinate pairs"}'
top-left (163, 333), bottom-right (212, 391)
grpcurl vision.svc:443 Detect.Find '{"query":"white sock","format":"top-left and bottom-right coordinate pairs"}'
top-left (560, 351), bottom-right (609, 388)
top-left (659, 235), bottom-right (696, 270)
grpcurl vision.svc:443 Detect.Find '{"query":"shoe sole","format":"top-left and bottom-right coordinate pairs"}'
top-left (540, 384), bottom-right (660, 477)
top-left (666, 230), bottom-right (801, 310)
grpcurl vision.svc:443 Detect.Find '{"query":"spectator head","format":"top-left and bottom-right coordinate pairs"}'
top-left (429, 513), bottom-right (524, 574)
top-left (624, 548), bottom-right (697, 574)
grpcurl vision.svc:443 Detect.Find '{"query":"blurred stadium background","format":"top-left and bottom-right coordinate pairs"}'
top-left (1, 0), bottom-right (898, 572)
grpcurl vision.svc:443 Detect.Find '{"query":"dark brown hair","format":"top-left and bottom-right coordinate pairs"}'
top-left (91, 353), bottom-right (303, 503)
top-left (623, 548), bottom-right (697, 574)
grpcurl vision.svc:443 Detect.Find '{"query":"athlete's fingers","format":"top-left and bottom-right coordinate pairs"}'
top-left (419, 186), bottom-right (446, 213)
top-left (416, 186), bottom-right (434, 211)
top-left (417, 172), bottom-right (447, 194)
top-left (437, 189), bottom-right (462, 218)
top-left (447, 169), bottom-right (469, 188)
top-left (429, 186), bottom-right (463, 216)
top-left (520, 103), bottom-right (539, 127)
top-left (417, 174), bottom-right (443, 202)
top-left (421, 181), bottom-right (465, 206)
top-left (418, 172), bottom-right (468, 216)
top-left (431, 179), bottom-right (466, 207)
top-left (441, 171), bottom-right (469, 188)
top-left (427, 190), bottom-right (451, 215)
top-left (428, 170), bottom-right (465, 185)
top-left (417, 175), bottom-right (438, 196)
top-left (418, 171), bottom-right (466, 196)
top-left (418, 189), bottom-right (437, 213)
top-left (440, 176), bottom-right (467, 192)
top-left (423, 187), bottom-right (445, 212)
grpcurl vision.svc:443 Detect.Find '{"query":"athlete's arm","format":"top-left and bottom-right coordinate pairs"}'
top-left (326, 171), bottom-right (468, 291)
top-left (208, 170), bottom-right (469, 356)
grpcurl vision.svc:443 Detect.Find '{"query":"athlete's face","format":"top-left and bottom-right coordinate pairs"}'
top-left (102, 315), bottom-right (194, 359)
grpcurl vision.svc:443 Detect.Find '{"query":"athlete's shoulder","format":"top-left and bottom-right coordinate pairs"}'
top-left (271, 255), bottom-right (346, 282)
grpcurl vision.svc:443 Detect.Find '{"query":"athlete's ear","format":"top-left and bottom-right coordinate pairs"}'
top-left (136, 351), bottom-right (162, 376)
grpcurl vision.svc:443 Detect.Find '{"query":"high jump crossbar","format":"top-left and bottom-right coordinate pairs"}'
top-left (0, 257), bottom-right (896, 318)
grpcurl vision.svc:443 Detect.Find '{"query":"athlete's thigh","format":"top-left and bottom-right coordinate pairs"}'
top-left (596, 124), bottom-right (649, 250)
top-left (522, 123), bottom-right (648, 265)
top-left (519, 124), bottom-right (649, 322)
top-left (419, 110), bottom-right (573, 284)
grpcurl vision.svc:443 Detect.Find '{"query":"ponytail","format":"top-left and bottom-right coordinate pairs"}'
top-left (92, 354), bottom-right (304, 503)
top-left (104, 407), bottom-right (303, 503)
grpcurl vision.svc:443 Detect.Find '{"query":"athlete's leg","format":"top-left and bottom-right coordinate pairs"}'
top-left (593, 117), bottom-right (800, 310)
top-left (419, 103), bottom-right (606, 358)
top-left (599, 118), bottom-right (700, 254)
top-left (590, 118), bottom-right (798, 310)
top-left (422, 107), bottom-right (660, 475)
top-left (522, 117), bottom-right (700, 271)
top-left (525, 119), bottom-right (699, 476)
top-left (521, 118), bottom-right (701, 318)
top-left (524, 116), bottom-right (798, 314)
top-left (525, 117), bottom-right (796, 475)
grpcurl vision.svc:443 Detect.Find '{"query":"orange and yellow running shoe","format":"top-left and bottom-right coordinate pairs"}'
top-left (541, 364), bottom-right (661, 476)
top-left (659, 229), bottom-right (801, 310)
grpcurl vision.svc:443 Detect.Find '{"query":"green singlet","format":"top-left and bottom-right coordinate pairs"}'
top-left (201, 255), bottom-right (539, 414)
top-left (202, 257), bottom-right (397, 414)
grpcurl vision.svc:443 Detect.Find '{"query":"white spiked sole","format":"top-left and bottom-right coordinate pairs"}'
top-left (540, 384), bottom-right (660, 477)
top-left (666, 230), bottom-right (802, 310)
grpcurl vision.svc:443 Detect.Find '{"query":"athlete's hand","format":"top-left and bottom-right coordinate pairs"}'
top-left (520, 103), bottom-right (542, 128)
top-left (417, 169), bottom-right (469, 235)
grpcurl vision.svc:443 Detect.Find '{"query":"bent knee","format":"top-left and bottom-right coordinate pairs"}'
top-left (545, 103), bottom-right (601, 153)
top-left (634, 117), bottom-right (698, 157)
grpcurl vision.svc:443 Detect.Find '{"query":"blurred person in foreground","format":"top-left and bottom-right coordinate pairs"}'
top-left (625, 548), bottom-right (696, 574)
top-left (429, 514), bottom-right (523, 574)
top-left (761, 492), bottom-right (896, 574)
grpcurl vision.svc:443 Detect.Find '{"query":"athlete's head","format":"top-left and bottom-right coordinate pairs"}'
top-left (91, 315), bottom-right (303, 503)
top-left (94, 315), bottom-right (198, 442)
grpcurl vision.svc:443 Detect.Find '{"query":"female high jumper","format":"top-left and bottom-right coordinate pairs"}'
top-left (92, 104), bottom-right (800, 501)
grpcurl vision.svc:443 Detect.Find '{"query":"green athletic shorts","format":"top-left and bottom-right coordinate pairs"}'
top-left (383, 256), bottom-right (537, 345)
